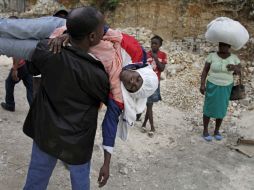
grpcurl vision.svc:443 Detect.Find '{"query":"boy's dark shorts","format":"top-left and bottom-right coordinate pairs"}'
top-left (147, 85), bottom-right (161, 104)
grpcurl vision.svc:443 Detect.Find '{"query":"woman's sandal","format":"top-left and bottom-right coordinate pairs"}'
top-left (203, 134), bottom-right (212, 142)
top-left (214, 133), bottom-right (223, 141)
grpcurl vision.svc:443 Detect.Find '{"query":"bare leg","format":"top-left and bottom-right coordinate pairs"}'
top-left (146, 103), bottom-right (155, 132)
top-left (136, 113), bottom-right (142, 121)
top-left (214, 118), bottom-right (223, 135)
top-left (141, 107), bottom-right (149, 128)
top-left (203, 114), bottom-right (210, 137)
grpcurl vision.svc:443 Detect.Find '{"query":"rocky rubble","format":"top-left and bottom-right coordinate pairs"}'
top-left (118, 27), bottom-right (218, 54)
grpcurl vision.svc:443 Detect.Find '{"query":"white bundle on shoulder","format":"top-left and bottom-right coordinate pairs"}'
top-left (205, 17), bottom-right (249, 50)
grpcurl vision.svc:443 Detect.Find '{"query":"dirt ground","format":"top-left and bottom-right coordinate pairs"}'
top-left (0, 58), bottom-right (254, 190)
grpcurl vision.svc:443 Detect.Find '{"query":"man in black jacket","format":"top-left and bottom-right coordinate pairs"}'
top-left (23, 7), bottom-right (110, 190)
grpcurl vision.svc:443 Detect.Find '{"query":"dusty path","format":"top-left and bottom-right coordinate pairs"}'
top-left (0, 60), bottom-right (254, 190)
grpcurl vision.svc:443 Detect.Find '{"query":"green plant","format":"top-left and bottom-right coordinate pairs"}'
top-left (90, 0), bottom-right (120, 12)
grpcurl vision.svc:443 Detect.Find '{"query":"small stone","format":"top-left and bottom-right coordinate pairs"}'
top-left (148, 155), bottom-right (155, 158)
top-left (248, 67), bottom-right (254, 74)
top-left (248, 103), bottom-right (254, 110)
top-left (190, 138), bottom-right (196, 144)
top-left (240, 98), bottom-right (251, 106)
top-left (137, 155), bottom-right (143, 160)
top-left (119, 167), bottom-right (128, 175)
top-left (168, 137), bottom-right (175, 144)
top-left (232, 102), bottom-right (237, 107)
top-left (118, 163), bottom-right (128, 175)
top-left (233, 110), bottom-right (240, 117)
top-left (16, 169), bottom-right (24, 175)
top-left (93, 144), bottom-right (101, 152)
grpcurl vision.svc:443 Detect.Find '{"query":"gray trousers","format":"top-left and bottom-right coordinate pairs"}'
top-left (0, 16), bottom-right (65, 60)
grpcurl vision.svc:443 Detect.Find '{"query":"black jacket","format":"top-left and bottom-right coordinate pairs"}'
top-left (23, 40), bottom-right (109, 165)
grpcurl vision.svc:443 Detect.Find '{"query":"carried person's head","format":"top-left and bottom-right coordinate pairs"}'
top-left (151, 35), bottom-right (163, 53)
top-left (120, 69), bottom-right (143, 93)
top-left (66, 6), bottom-right (104, 48)
top-left (120, 64), bottom-right (158, 98)
top-left (9, 15), bottom-right (18, 19)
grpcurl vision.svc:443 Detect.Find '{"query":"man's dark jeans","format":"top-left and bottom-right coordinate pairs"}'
top-left (5, 64), bottom-right (33, 109)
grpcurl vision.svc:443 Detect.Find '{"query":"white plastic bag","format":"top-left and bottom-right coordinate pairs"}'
top-left (205, 17), bottom-right (249, 50)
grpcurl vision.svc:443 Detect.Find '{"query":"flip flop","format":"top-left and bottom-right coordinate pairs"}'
top-left (203, 135), bottom-right (212, 142)
top-left (214, 134), bottom-right (223, 141)
top-left (141, 126), bottom-right (147, 133)
top-left (148, 131), bottom-right (155, 137)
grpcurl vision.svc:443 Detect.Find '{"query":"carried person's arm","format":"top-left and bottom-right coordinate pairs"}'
top-left (102, 98), bottom-right (122, 151)
top-left (98, 97), bottom-right (122, 187)
top-left (98, 150), bottom-right (111, 187)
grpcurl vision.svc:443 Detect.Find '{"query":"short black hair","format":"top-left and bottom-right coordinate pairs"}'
top-left (151, 35), bottom-right (163, 45)
top-left (66, 6), bottom-right (101, 41)
top-left (53, 9), bottom-right (68, 18)
top-left (9, 15), bottom-right (18, 19)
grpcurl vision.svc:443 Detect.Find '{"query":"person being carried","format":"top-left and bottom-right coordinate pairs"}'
top-left (48, 23), bottom-right (156, 151)
top-left (1, 16), bottom-right (33, 112)
top-left (141, 35), bottom-right (168, 137)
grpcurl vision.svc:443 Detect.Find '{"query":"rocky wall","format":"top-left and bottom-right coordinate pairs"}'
top-left (0, 0), bottom-right (253, 47)
top-left (109, 0), bottom-right (254, 40)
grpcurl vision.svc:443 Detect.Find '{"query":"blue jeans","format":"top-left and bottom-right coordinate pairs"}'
top-left (23, 142), bottom-right (91, 190)
top-left (5, 64), bottom-right (33, 108)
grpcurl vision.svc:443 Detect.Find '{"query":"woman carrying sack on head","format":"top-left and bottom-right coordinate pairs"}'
top-left (200, 17), bottom-right (249, 141)
top-left (200, 42), bottom-right (241, 141)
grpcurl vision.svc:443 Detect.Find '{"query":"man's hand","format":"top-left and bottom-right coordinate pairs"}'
top-left (98, 164), bottom-right (110, 188)
top-left (48, 34), bottom-right (70, 54)
top-left (98, 150), bottom-right (111, 188)
top-left (11, 69), bottom-right (19, 81)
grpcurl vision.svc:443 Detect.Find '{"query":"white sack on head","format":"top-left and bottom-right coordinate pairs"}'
top-left (205, 17), bottom-right (249, 50)
top-left (117, 66), bottom-right (158, 141)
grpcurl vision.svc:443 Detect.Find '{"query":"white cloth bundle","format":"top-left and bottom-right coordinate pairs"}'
top-left (205, 17), bottom-right (249, 50)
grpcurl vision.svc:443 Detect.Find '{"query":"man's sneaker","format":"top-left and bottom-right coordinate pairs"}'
top-left (1, 102), bottom-right (15, 112)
